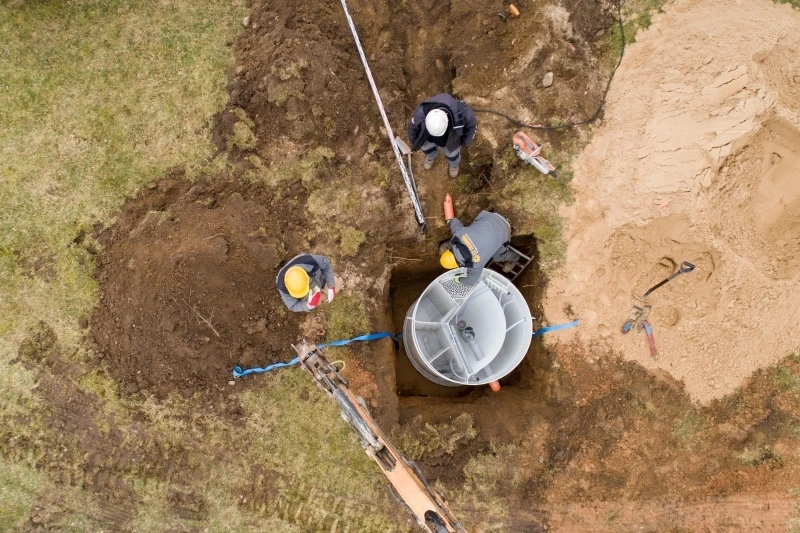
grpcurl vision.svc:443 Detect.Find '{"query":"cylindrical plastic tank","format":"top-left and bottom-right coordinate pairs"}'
top-left (402, 268), bottom-right (533, 387)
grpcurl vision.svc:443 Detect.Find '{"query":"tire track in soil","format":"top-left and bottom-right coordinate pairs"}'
top-left (8, 322), bottom-right (211, 531)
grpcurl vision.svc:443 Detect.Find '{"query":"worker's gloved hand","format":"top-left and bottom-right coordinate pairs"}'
top-left (307, 288), bottom-right (322, 309)
top-left (327, 287), bottom-right (337, 302)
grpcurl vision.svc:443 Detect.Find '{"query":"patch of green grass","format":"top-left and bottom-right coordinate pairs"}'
top-left (0, 461), bottom-right (41, 530)
top-left (604, 0), bottom-right (669, 63)
top-left (0, 0), bottom-right (245, 349)
top-left (370, 162), bottom-right (392, 190)
top-left (775, 0), bottom-right (800, 8)
top-left (499, 166), bottom-right (574, 272)
top-left (737, 446), bottom-right (783, 467)
top-left (324, 294), bottom-right (370, 341)
top-left (233, 370), bottom-right (401, 531)
top-left (339, 227), bottom-right (366, 257)
top-left (452, 444), bottom-right (520, 530)
top-left (632, 399), bottom-right (658, 419)
top-left (267, 87), bottom-right (305, 108)
top-left (132, 479), bottom-right (204, 533)
top-left (0, 0), bottom-right (254, 527)
top-left (776, 364), bottom-right (800, 394)
top-left (392, 414), bottom-right (477, 461)
top-left (307, 182), bottom-right (360, 217)
top-left (273, 59), bottom-right (309, 81)
top-left (262, 147), bottom-right (334, 189)
top-left (671, 409), bottom-right (707, 449)
top-left (227, 108), bottom-right (258, 151)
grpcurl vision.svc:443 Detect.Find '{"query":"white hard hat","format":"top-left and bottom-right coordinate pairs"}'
top-left (425, 109), bottom-right (449, 137)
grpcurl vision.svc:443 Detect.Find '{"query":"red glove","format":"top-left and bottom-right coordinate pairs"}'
top-left (308, 289), bottom-right (321, 309)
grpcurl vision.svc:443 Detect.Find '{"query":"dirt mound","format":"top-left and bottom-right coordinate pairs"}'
top-left (92, 178), bottom-right (312, 397)
top-left (710, 117), bottom-right (800, 280)
top-left (543, 0), bottom-right (800, 402)
top-left (221, 0), bottom-right (405, 157)
top-left (217, 0), bottom-right (614, 242)
top-left (223, 0), bottom-right (612, 154)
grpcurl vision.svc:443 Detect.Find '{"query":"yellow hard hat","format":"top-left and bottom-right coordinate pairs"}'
top-left (284, 266), bottom-right (310, 298)
top-left (440, 250), bottom-right (458, 269)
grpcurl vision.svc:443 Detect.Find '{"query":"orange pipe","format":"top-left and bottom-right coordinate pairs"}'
top-left (443, 194), bottom-right (454, 221)
top-left (489, 380), bottom-right (501, 392)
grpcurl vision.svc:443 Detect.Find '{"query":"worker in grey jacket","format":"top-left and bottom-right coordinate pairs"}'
top-left (440, 210), bottom-right (518, 286)
top-left (408, 93), bottom-right (478, 178)
top-left (276, 253), bottom-right (337, 312)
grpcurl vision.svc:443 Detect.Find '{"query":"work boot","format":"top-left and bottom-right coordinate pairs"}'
top-left (423, 157), bottom-right (435, 171)
top-left (449, 165), bottom-right (459, 178)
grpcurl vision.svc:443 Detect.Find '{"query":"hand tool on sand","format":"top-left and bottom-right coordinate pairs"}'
top-left (621, 305), bottom-right (658, 360)
top-left (642, 321), bottom-right (658, 360)
top-left (621, 261), bottom-right (695, 360)
top-left (621, 305), bottom-right (643, 334)
top-left (513, 131), bottom-right (557, 177)
top-left (640, 261), bottom-right (696, 299)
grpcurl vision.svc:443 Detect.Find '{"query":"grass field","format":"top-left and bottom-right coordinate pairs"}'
top-left (0, 2), bottom-right (402, 530)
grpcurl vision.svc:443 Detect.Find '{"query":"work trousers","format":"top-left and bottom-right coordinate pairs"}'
top-left (492, 246), bottom-right (519, 262)
top-left (421, 141), bottom-right (461, 168)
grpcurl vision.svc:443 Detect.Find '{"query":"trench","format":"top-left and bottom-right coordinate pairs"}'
top-left (384, 234), bottom-right (554, 426)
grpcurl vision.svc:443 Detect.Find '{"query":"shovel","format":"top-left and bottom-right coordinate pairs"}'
top-left (641, 261), bottom-right (696, 299)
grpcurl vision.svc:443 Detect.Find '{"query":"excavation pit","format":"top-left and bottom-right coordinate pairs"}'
top-left (389, 236), bottom-right (542, 398)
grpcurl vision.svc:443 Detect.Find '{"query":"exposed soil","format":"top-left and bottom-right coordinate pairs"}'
top-left (92, 177), bottom-right (312, 398)
top-left (543, 0), bottom-right (800, 403)
top-left (76, 0), bottom-right (800, 531)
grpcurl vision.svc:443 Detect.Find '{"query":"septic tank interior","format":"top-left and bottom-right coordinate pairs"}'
top-left (388, 235), bottom-right (551, 402)
top-left (403, 268), bottom-right (533, 387)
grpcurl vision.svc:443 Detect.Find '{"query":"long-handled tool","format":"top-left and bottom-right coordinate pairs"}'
top-left (640, 261), bottom-right (695, 299)
top-left (339, 0), bottom-right (427, 232)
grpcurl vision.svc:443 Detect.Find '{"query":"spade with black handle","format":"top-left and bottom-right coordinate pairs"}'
top-left (641, 261), bottom-right (696, 300)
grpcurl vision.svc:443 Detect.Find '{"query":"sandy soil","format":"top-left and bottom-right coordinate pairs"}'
top-left (544, 0), bottom-right (800, 403)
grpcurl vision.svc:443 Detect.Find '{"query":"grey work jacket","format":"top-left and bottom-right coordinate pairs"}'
top-left (449, 211), bottom-right (511, 285)
top-left (408, 93), bottom-right (478, 153)
top-left (275, 254), bottom-right (336, 312)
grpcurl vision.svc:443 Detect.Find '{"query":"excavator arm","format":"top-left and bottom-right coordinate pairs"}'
top-left (292, 340), bottom-right (467, 533)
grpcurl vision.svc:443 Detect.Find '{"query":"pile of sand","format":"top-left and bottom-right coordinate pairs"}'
top-left (544, 0), bottom-right (800, 402)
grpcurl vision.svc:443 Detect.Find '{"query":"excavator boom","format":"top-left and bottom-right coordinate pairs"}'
top-left (292, 340), bottom-right (467, 533)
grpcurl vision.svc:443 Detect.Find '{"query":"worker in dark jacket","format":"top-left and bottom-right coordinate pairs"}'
top-left (408, 93), bottom-right (478, 178)
top-left (440, 208), bottom-right (518, 286)
top-left (276, 253), bottom-right (337, 312)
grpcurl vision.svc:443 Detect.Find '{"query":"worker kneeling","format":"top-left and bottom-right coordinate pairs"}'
top-left (276, 253), bottom-right (337, 312)
top-left (440, 195), bottom-right (519, 285)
